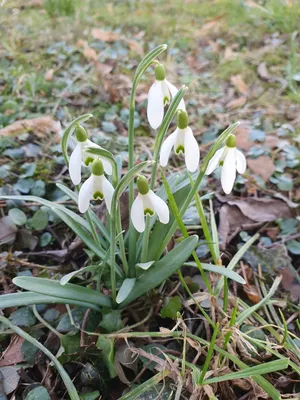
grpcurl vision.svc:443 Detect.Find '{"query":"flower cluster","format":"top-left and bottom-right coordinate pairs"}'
top-left (68, 62), bottom-right (246, 231)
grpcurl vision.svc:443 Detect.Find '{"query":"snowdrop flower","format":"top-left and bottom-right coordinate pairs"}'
top-left (78, 159), bottom-right (114, 214)
top-left (147, 63), bottom-right (185, 130)
top-left (160, 110), bottom-right (200, 172)
top-left (205, 134), bottom-right (246, 194)
top-left (69, 125), bottom-right (112, 185)
top-left (131, 175), bottom-right (169, 233)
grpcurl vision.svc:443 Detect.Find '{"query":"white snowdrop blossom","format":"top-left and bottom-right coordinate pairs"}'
top-left (147, 63), bottom-right (186, 130)
top-left (78, 159), bottom-right (114, 214)
top-left (69, 125), bottom-right (112, 185)
top-left (160, 110), bottom-right (199, 172)
top-left (131, 176), bottom-right (169, 233)
top-left (205, 134), bottom-right (246, 194)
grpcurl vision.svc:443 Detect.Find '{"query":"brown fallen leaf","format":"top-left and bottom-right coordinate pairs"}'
top-left (94, 62), bottom-right (113, 77)
top-left (77, 39), bottom-right (98, 61)
top-left (0, 216), bottom-right (17, 245)
top-left (257, 62), bottom-right (271, 80)
top-left (0, 116), bottom-right (61, 138)
top-left (44, 69), bottom-right (54, 81)
top-left (236, 120), bottom-right (278, 151)
top-left (91, 28), bottom-right (120, 42)
top-left (126, 39), bottom-right (143, 55)
top-left (0, 335), bottom-right (24, 367)
top-left (280, 266), bottom-right (300, 302)
top-left (243, 284), bottom-right (260, 304)
top-left (247, 156), bottom-right (275, 181)
top-left (226, 96), bottom-right (247, 109)
top-left (217, 195), bottom-right (291, 246)
top-left (231, 75), bottom-right (248, 95)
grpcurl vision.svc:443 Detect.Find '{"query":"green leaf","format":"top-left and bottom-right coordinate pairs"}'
top-left (100, 309), bottom-right (123, 332)
top-left (286, 239), bottom-right (300, 255)
top-left (184, 262), bottom-right (246, 284)
top-left (116, 278), bottom-right (136, 304)
top-left (136, 261), bottom-right (155, 270)
top-left (202, 358), bottom-right (289, 385)
top-left (8, 208), bottom-right (27, 226)
top-left (25, 386), bottom-right (50, 400)
top-left (30, 209), bottom-right (49, 230)
top-left (60, 334), bottom-right (80, 354)
top-left (60, 265), bottom-right (98, 285)
top-left (0, 292), bottom-right (102, 311)
top-left (39, 232), bottom-right (52, 247)
top-left (96, 336), bottom-right (116, 378)
top-left (57, 309), bottom-right (85, 333)
top-left (120, 235), bottom-right (198, 307)
top-left (160, 296), bottom-right (181, 319)
top-left (9, 307), bottom-right (36, 327)
top-left (61, 114), bottom-right (93, 165)
top-left (13, 277), bottom-right (112, 308)
top-left (80, 391), bottom-right (100, 400)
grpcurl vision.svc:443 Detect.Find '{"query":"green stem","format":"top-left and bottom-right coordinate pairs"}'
top-left (117, 204), bottom-right (129, 276)
top-left (128, 44), bottom-right (168, 273)
top-left (161, 171), bottom-right (213, 295)
top-left (198, 322), bottom-right (219, 384)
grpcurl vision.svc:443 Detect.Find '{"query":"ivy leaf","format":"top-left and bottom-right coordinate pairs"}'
top-left (100, 309), bottom-right (123, 332)
top-left (160, 296), bottom-right (182, 319)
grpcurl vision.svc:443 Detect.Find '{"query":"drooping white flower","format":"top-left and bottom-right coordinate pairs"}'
top-left (78, 159), bottom-right (114, 214)
top-left (131, 176), bottom-right (169, 233)
top-left (69, 125), bottom-right (112, 185)
top-left (205, 134), bottom-right (247, 194)
top-left (147, 63), bottom-right (186, 130)
top-left (160, 110), bottom-right (199, 172)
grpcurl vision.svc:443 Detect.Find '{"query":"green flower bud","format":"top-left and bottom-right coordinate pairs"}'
top-left (226, 134), bottom-right (236, 148)
top-left (177, 110), bottom-right (188, 129)
top-left (75, 125), bottom-right (88, 142)
top-left (155, 63), bottom-right (166, 81)
top-left (91, 159), bottom-right (104, 176)
top-left (137, 175), bottom-right (149, 195)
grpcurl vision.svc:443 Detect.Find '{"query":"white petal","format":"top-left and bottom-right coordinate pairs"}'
top-left (78, 175), bottom-right (94, 213)
top-left (100, 157), bottom-right (113, 175)
top-left (147, 81), bottom-right (164, 129)
top-left (159, 130), bottom-right (177, 167)
top-left (147, 190), bottom-right (169, 224)
top-left (101, 175), bottom-right (114, 214)
top-left (184, 127), bottom-right (200, 172)
top-left (69, 143), bottom-right (82, 185)
top-left (236, 149), bottom-right (247, 174)
top-left (165, 80), bottom-right (186, 111)
top-left (130, 194), bottom-right (145, 233)
top-left (221, 148), bottom-right (236, 194)
top-left (161, 80), bottom-right (171, 104)
top-left (205, 148), bottom-right (224, 175)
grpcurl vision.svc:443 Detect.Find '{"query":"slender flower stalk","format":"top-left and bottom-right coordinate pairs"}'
top-left (147, 63), bottom-right (185, 130)
top-left (131, 176), bottom-right (169, 233)
top-left (205, 134), bottom-right (246, 194)
top-left (69, 125), bottom-right (112, 185)
top-left (160, 110), bottom-right (200, 172)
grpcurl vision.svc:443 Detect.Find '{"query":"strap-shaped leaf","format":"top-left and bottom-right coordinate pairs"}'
top-left (119, 235), bottom-right (198, 307)
top-left (13, 277), bottom-right (112, 308)
top-left (0, 291), bottom-right (102, 311)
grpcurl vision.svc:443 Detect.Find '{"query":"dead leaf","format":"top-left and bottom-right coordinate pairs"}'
top-left (91, 28), bottom-right (120, 42)
top-left (231, 75), bottom-right (248, 95)
top-left (236, 121), bottom-right (278, 151)
top-left (257, 62), bottom-right (271, 80)
top-left (77, 40), bottom-right (97, 61)
top-left (0, 336), bottom-right (24, 367)
top-left (44, 69), bottom-right (54, 81)
top-left (94, 62), bottom-right (113, 77)
top-left (280, 267), bottom-right (300, 302)
top-left (247, 156), bottom-right (275, 181)
top-left (243, 284), bottom-right (260, 303)
top-left (0, 216), bottom-right (17, 245)
top-left (224, 47), bottom-right (239, 61)
top-left (126, 39), bottom-right (143, 55)
top-left (0, 116), bottom-right (61, 138)
top-left (217, 195), bottom-right (291, 246)
top-left (0, 366), bottom-right (20, 395)
top-left (226, 96), bottom-right (247, 109)
top-left (195, 15), bottom-right (224, 37)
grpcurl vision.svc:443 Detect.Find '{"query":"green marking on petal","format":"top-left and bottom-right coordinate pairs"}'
top-left (219, 160), bottom-right (224, 167)
top-left (163, 96), bottom-right (170, 106)
top-left (84, 156), bottom-right (94, 166)
top-left (175, 145), bottom-right (185, 155)
top-left (93, 191), bottom-right (104, 200)
top-left (144, 208), bottom-right (154, 216)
